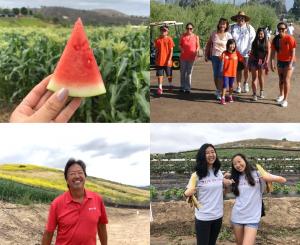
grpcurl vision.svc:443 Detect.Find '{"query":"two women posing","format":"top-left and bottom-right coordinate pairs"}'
top-left (184, 143), bottom-right (286, 245)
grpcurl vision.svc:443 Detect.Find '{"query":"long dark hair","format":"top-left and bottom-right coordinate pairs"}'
top-left (251, 27), bottom-right (268, 58)
top-left (272, 22), bottom-right (287, 52)
top-left (231, 154), bottom-right (255, 196)
top-left (195, 144), bottom-right (221, 180)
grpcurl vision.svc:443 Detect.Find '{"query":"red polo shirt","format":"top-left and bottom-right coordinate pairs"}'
top-left (46, 189), bottom-right (108, 245)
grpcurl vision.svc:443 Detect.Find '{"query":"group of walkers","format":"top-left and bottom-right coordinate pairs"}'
top-left (154, 11), bottom-right (296, 107)
top-left (184, 143), bottom-right (286, 245)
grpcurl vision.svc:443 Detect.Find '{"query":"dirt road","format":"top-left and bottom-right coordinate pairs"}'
top-left (150, 197), bottom-right (300, 245)
top-left (0, 201), bottom-right (149, 245)
top-left (150, 26), bottom-right (300, 123)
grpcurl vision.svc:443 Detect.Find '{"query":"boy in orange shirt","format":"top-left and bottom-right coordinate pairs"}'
top-left (220, 39), bottom-right (244, 105)
top-left (154, 26), bottom-right (175, 95)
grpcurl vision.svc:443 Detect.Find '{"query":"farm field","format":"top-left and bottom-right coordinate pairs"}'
top-left (0, 164), bottom-right (149, 207)
top-left (150, 138), bottom-right (300, 243)
top-left (0, 18), bottom-right (149, 122)
top-left (151, 198), bottom-right (300, 245)
top-left (0, 201), bottom-right (150, 245)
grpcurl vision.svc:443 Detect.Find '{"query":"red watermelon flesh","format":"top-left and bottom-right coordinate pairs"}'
top-left (47, 18), bottom-right (106, 97)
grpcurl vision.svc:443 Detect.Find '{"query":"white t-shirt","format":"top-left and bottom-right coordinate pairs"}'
top-left (188, 169), bottom-right (223, 221)
top-left (211, 31), bottom-right (233, 57)
top-left (230, 23), bottom-right (256, 57)
top-left (231, 170), bottom-right (265, 224)
top-left (288, 25), bottom-right (295, 35)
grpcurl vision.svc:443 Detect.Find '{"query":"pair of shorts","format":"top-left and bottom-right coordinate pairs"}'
top-left (237, 57), bottom-right (249, 71)
top-left (248, 58), bottom-right (265, 70)
top-left (231, 221), bottom-right (259, 229)
top-left (211, 56), bottom-right (223, 80)
top-left (223, 76), bottom-right (235, 88)
top-left (277, 61), bottom-right (296, 69)
top-left (156, 66), bottom-right (172, 77)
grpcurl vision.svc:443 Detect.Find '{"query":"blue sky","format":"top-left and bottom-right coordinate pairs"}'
top-left (0, 124), bottom-right (150, 187)
top-left (0, 0), bottom-right (150, 16)
top-left (151, 123), bottom-right (300, 153)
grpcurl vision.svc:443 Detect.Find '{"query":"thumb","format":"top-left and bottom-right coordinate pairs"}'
top-left (31, 88), bottom-right (69, 122)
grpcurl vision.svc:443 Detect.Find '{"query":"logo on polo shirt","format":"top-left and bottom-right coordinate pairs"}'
top-left (88, 207), bottom-right (97, 211)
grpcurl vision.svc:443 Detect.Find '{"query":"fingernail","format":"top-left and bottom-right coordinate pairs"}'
top-left (57, 88), bottom-right (68, 101)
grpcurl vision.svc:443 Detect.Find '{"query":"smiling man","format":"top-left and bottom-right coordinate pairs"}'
top-left (42, 159), bottom-right (108, 245)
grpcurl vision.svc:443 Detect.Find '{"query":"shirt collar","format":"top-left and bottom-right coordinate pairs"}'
top-left (65, 189), bottom-right (92, 204)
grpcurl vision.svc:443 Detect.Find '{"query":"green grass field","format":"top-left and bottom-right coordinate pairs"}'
top-left (0, 16), bottom-right (54, 27)
top-left (0, 164), bottom-right (149, 206)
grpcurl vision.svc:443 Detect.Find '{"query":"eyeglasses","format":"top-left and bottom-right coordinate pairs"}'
top-left (237, 17), bottom-right (245, 21)
top-left (186, 27), bottom-right (193, 30)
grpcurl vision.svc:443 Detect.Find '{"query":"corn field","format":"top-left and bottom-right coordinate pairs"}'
top-left (0, 25), bottom-right (149, 122)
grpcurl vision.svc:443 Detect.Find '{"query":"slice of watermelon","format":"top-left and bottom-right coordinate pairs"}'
top-left (47, 18), bottom-right (106, 97)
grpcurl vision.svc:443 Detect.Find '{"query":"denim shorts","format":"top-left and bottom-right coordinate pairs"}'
top-left (277, 61), bottom-right (295, 69)
top-left (231, 221), bottom-right (259, 229)
top-left (248, 58), bottom-right (265, 70)
top-left (237, 57), bottom-right (249, 71)
top-left (156, 66), bottom-right (172, 77)
top-left (211, 56), bottom-right (223, 80)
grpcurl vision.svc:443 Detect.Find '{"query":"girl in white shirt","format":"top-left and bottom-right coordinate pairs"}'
top-left (185, 144), bottom-right (232, 245)
top-left (230, 154), bottom-right (286, 245)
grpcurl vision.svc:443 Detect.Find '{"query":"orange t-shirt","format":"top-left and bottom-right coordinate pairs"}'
top-left (220, 51), bottom-right (244, 77)
top-left (271, 35), bottom-right (296, 62)
top-left (155, 36), bottom-right (175, 67)
top-left (180, 34), bottom-right (199, 61)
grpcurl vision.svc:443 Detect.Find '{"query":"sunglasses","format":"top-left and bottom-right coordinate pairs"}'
top-left (186, 27), bottom-right (193, 30)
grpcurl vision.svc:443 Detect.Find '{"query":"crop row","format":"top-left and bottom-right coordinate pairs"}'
top-left (151, 159), bottom-right (300, 175)
top-left (150, 182), bottom-right (300, 201)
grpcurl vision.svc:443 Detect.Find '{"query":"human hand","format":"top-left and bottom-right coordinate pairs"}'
top-left (10, 75), bottom-right (82, 123)
top-left (271, 61), bottom-right (276, 72)
top-left (223, 178), bottom-right (235, 186)
top-left (223, 172), bottom-right (231, 179)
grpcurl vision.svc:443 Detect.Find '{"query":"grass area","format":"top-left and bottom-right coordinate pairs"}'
top-left (0, 17), bottom-right (54, 27)
top-left (0, 164), bottom-right (149, 206)
top-left (0, 178), bottom-right (62, 205)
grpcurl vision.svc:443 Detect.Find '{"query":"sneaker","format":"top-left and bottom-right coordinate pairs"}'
top-left (252, 94), bottom-right (258, 101)
top-left (242, 82), bottom-right (249, 93)
top-left (216, 94), bottom-right (222, 100)
top-left (259, 90), bottom-right (265, 99)
top-left (157, 88), bottom-right (163, 95)
top-left (228, 95), bottom-right (234, 103)
top-left (276, 95), bottom-right (284, 103)
top-left (220, 97), bottom-right (226, 105)
top-left (281, 100), bottom-right (288, 107)
top-left (235, 87), bottom-right (242, 93)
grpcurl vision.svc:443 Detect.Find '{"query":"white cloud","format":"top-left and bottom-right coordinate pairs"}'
top-left (151, 123), bottom-right (300, 153)
top-left (0, 123), bottom-right (149, 186)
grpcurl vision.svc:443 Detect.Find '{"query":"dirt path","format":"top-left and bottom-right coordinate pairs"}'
top-left (150, 26), bottom-right (300, 122)
top-left (150, 197), bottom-right (300, 245)
top-left (0, 201), bottom-right (149, 245)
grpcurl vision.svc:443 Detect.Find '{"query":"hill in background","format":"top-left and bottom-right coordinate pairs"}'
top-left (33, 6), bottom-right (148, 25)
top-left (0, 164), bottom-right (149, 208)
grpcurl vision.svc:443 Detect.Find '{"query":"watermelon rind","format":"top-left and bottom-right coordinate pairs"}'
top-left (47, 77), bottom-right (106, 97)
